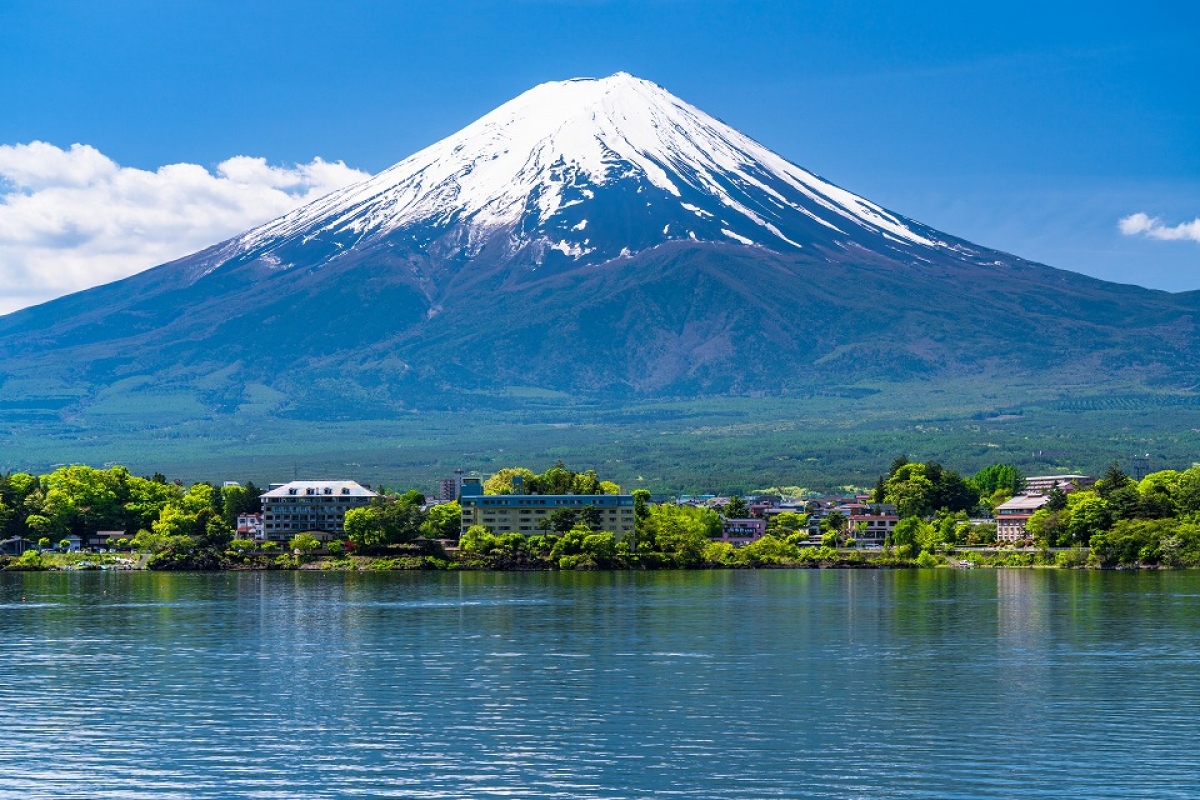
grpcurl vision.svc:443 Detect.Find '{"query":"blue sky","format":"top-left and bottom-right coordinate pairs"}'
top-left (0, 0), bottom-right (1197, 310)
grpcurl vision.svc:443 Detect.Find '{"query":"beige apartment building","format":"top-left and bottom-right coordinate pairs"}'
top-left (459, 484), bottom-right (636, 539)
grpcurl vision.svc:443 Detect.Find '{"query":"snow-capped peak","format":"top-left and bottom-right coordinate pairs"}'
top-left (238, 72), bottom-right (944, 264)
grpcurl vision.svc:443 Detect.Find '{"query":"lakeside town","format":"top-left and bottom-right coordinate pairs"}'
top-left (3, 456), bottom-right (1200, 572)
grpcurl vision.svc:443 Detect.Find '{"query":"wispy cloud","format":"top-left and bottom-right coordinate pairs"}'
top-left (1119, 212), bottom-right (1200, 243)
top-left (0, 142), bottom-right (369, 315)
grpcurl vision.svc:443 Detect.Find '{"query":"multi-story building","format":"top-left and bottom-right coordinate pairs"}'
top-left (436, 469), bottom-right (466, 502)
top-left (1023, 475), bottom-right (1095, 494)
top-left (842, 503), bottom-right (899, 546)
top-left (719, 518), bottom-right (767, 545)
top-left (260, 480), bottom-right (377, 541)
top-left (459, 482), bottom-right (636, 540)
top-left (995, 494), bottom-right (1052, 542)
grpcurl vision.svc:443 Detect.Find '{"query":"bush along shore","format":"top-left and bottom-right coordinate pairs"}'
top-left (4, 460), bottom-right (1200, 572)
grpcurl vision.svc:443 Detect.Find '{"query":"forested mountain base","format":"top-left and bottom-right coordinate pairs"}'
top-left (2, 383), bottom-right (1198, 494)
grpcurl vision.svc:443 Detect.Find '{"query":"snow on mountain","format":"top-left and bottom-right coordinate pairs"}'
top-left (229, 72), bottom-right (948, 275)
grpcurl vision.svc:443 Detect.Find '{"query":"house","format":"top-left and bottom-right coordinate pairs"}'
top-left (995, 494), bottom-right (1052, 542)
top-left (236, 513), bottom-right (264, 540)
top-left (843, 503), bottom-right (899, 546)
top-left (458, 478), bottom-right (636, 539)
top-left (260, 480), bottom-right (377, 542)
top-left (719, 518), bottom-right (766, 545)
top-left (85, 530), bottom-right (127, 549)
top-left (0, 537), bottom-right (35, 556)
top-left (62, 535), bottom-right (83, 552)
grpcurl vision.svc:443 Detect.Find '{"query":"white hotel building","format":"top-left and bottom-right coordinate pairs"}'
top-left (260, 480), bottom-right (377, 541)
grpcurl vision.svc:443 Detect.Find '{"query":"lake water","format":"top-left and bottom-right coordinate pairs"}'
top-left (1, 569), bottom-right (1199, 798)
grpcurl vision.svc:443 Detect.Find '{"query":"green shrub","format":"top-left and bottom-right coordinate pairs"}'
top-left (1055, 548), bottom-right (1088, 568)
top-left (702, 541), bottom-right (736, 566)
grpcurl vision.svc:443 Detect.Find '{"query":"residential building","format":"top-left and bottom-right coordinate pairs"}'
top-left (1023, 475), bottom-right (1095, 494)
top-left (843, 503), bottom-right (899, 546)
top-left (85, 530), bottom-right (127, 549)
top-left (720, 518), bottom-right (766, 545)
top-left (0, 537), bottom-right (35, 556)
top-left (995, 494), bottom-right (1052, 542)
top-left (437, 469), bottom-right (466, 502)
top-left (459, 485), bottom-right (636, 539)
top-left (260, 480), bottom-right (377, 542)
top-left (237, 513), bottom-right (264, 540)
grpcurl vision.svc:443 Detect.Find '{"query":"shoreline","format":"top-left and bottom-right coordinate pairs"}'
top-left (2, 548), bottom-right (1183, 573)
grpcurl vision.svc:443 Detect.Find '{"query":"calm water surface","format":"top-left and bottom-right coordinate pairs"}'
top-left (1, 569), bottom-right (1198, 798)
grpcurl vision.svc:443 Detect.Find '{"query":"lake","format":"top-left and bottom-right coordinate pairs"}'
top-left (1, 569), bottom-right (1198, 798)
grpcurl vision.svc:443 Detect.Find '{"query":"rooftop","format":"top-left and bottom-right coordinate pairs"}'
top-left (261, 480), bottom-right (377, 499)
top-left (995, 494), bottom-right (1052, 512)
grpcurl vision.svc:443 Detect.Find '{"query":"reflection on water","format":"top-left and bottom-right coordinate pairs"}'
top-left (1, 569), bottom-right (1198, 798)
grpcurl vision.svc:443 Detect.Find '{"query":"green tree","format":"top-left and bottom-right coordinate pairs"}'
top-left (41, 465), bottom-right (128, 536)
top-left (342, 493), bottom-right (426, 551)
top-left (180, 483), bottom-right (218, 515)
top-left (536, 462), bottom-right (574, 494)
top-left (421, 501), bottom-right (461, 539)
top-left (738, 534), bottom-right (801, 566)
top-left (537, 505), bottom-right (602, 534)
top-left (892, 516), bottom-right (936, 554)
top-left (703, 540), bottom-right (736, 565)
top-left (26, 515), bottom-right (53, 538)
top-left (881, 460), bottom-right (976, 517)
top-left (1044, 487), bottom-right (1068, 512)
top-left (1026, 508), bottom-right (1066, 548)
top-left (724, 495), bottom-right (749, 518)
top-left (483, 467), bottom-right (538, 495)
top-left (1095, 462), bottom-right (1131, 498)
top-left (972, 464), bottom-right (1026, 497)
top-left (0, 473), bottom-right (39, 538)
top-left (1175, 465), bottom-right (1200, 515)
top-left (220, 484), bottom-right (249, 527)
top-left (459, 524), bottom-right (500, 554)
top-left (1089, 518), bottom-right (1178, 567)
top-left (123, 476), bottom-right (184, 532)
top-left (290, 532), bottom-right (321, 553)
top-left (632, 489), bottom-right (651, 521)
top-left (820, 511), bottom-right (846, 535)
top-left (638, 504), bottom-right (719, 567)
top-left (132, 528), bottom-right (168, 553)
top-left (766, 511), bottom-right (808, 537)
top-left (344, 506), bottom-right (387, 551)
top-left (152, 504), bottom-right (200, 540)
top-left (631, 489), bottom-right (651, 551)
top-left (1064, 492), bottom-right (1111, 546)
top-left (884, 464), bottom-right (935, 518)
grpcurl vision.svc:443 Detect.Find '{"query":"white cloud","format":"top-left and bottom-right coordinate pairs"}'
top-left (0, 141), bottom-right (370, 315)
top-left (1119, 212), bottom-right (1200, 243)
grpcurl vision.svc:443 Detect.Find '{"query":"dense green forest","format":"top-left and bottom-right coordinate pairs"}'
top-left (5, 383), bottom-right (1200, 496)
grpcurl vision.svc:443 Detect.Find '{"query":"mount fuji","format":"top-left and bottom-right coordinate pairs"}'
top-left (2, 73), bottom-right (1199, 430)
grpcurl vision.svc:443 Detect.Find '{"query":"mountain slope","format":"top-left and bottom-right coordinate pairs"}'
top-left (0, 72), bottom-right (1198, 427)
